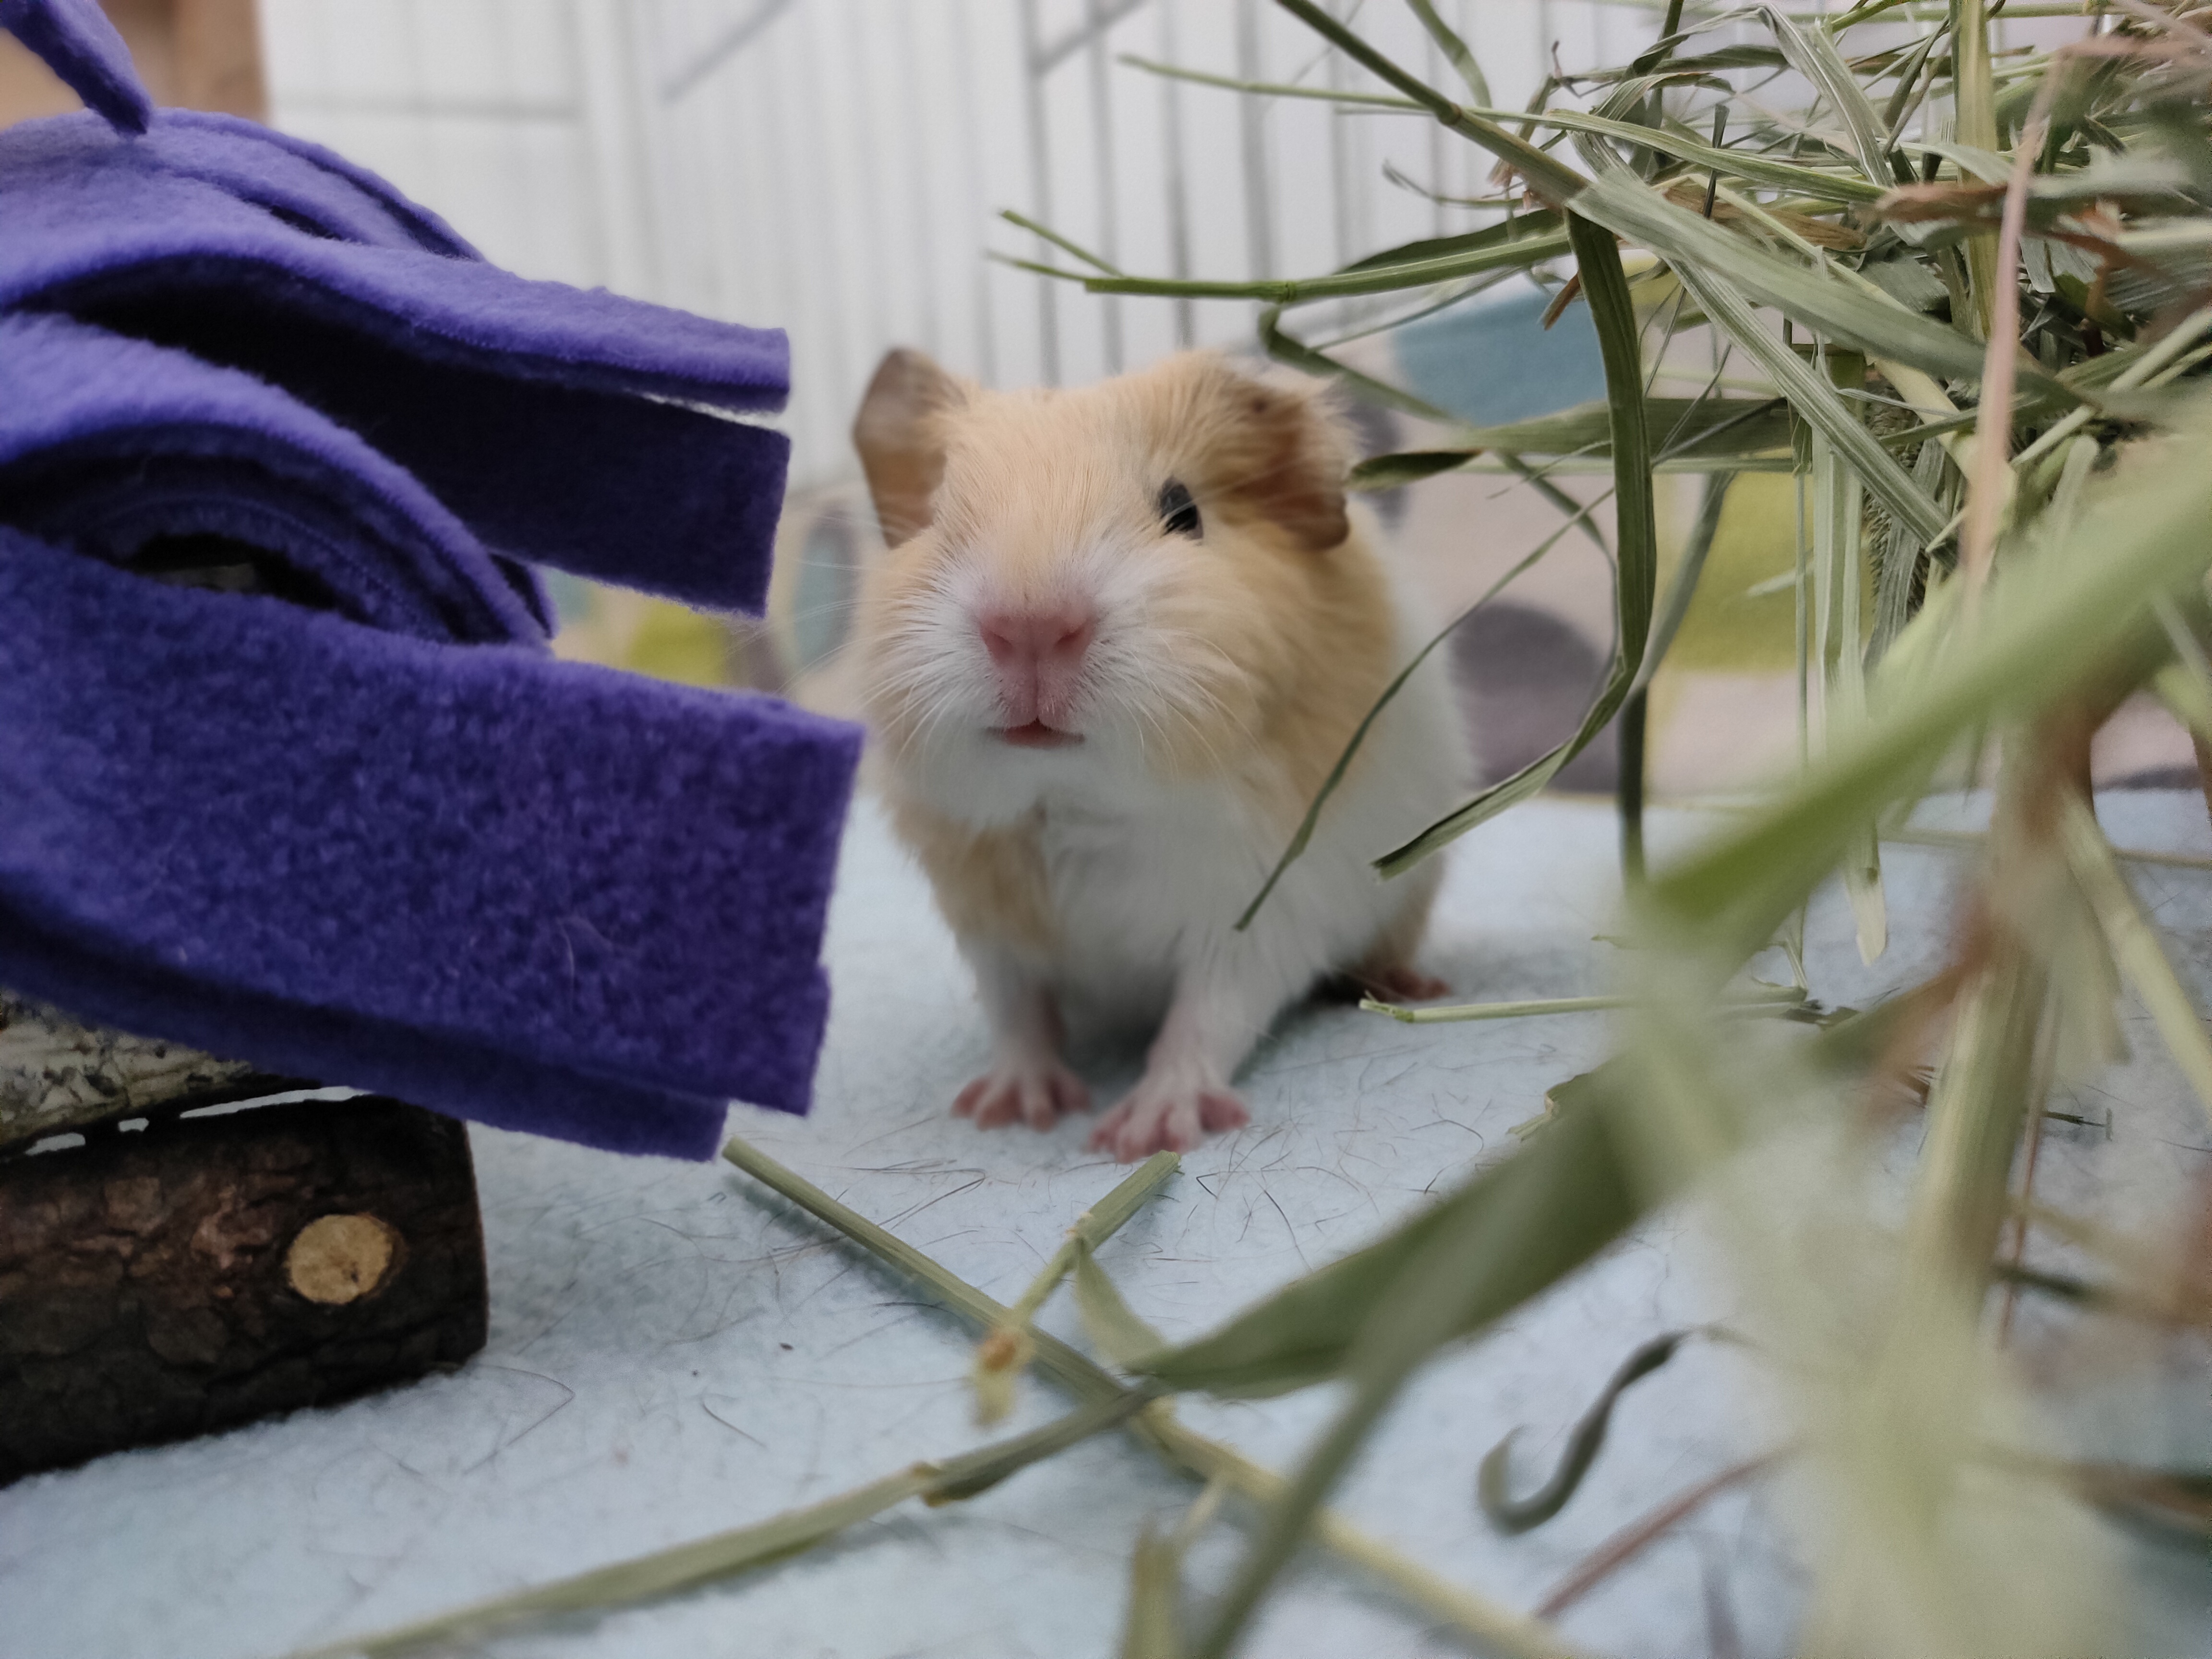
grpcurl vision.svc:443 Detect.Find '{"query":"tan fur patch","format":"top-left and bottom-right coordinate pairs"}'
top-left (853, 349), bottom-right (965, 547)
top-left (888, 796), bottom-right (1056, 958)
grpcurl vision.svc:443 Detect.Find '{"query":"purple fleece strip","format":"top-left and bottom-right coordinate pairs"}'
top-left (0, 312), bottom-right (543, 644)
top-left (0, 113), bottom-right (793, 613)
top-left (0, 535), bottom-right (863, 1157)
top-left (154, 110), bottom-right (480, 259)
top-left (0, 0), bottom-right (148, 135)
top-left (0, 118), bottom-right (788, 409)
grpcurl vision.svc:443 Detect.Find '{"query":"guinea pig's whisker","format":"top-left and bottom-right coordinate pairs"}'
top-left (912, 685), bottom-right (974, 745)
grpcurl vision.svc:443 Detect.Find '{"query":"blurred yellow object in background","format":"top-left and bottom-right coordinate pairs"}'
top-left (551, 583), bottom-right (732, 689)
top-left (1664, 474), bottom-right (1813, 676)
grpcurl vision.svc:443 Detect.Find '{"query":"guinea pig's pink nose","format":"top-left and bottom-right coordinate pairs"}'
top-left (977, 605), bottom-right (1094, 672)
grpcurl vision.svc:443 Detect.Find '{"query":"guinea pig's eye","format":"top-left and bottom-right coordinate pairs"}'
top-left (1157, 479), bottom-right (1202, 540)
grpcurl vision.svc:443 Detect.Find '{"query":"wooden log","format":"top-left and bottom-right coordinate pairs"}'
top-left (0, 1091), bottom-right (488, 1485)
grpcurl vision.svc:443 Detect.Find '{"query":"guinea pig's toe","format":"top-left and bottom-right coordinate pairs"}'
top-left (1022, 1076), bottom-right (1062, 1130)
top-left (1198, 1090), bottom-right (1250, 1133)
top-left (1370, 965), bottom-right (1452, 1003)
top-left (1091, 1080), bottom-right (1248, 1159)
top-left (1115, 1123), bottom-right (1165, 1162)
top-left (960, 1063), bottom-right (1088, 1131)
top-left (1085, 1103), bottom-right (1134, 1156)
top-left (955, 1073), bottom-right (1021, 1129)
top-left (971, 1087), bottom-right (1017, 1129)
top-left (1050, 1069), bottom-right (1092, 1119)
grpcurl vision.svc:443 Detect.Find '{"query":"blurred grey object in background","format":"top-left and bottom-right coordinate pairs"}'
top-left (1453, 602), bottom-right (1617, 793)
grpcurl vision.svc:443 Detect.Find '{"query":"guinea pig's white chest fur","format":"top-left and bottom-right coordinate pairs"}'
top-left (1039, 656), bottom-right (1455, 1036)
top-left (1033, 782), bottom-right (1233, 1023)
top-left (853, 346), bottom-right (1463, 1159)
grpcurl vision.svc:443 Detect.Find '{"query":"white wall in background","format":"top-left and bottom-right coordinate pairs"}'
top-left (261, 1), bottom-right (1986, 491)
top-left (259, 0), bottom-right (1678, 488)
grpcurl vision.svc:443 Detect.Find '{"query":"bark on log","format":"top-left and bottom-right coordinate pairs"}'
top-left (0, 988), bottom-right (266, 1148)
top-left (0, 1093), bottom-right (487, 1484)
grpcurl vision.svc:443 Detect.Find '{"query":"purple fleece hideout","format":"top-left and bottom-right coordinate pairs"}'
top-left (0, 111), bottom-right (793, 613)
top-left (0, 0), bottom-right (863, 1157)
top-left (0, 534), bottom-right (864, 1159)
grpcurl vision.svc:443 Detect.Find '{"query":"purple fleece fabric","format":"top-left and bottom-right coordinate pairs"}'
top-left (0, 0), bottom-right (146, 135)
top-left (0, 112), bottom-right (792, 613)
top-left (0, 532), bottom-right (863, 1158)
top-left (0, 312), bottom-right (543, 645)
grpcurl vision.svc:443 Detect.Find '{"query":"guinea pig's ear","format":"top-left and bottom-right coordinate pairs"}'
top-left (1190, 359), bottom-right (1353, 553)
top-left (854, 348), bottom-right (963, 547)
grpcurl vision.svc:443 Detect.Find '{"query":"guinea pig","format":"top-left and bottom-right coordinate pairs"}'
top-left (851, 347), bottom-right (1464, 1161)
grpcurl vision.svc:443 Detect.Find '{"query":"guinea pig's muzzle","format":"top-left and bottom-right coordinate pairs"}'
top-left (976, 602), bottom-right (1094, 745)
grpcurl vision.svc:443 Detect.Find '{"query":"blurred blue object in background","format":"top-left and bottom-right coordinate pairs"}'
top-left (1394, 278), bottom-right (1607, 426)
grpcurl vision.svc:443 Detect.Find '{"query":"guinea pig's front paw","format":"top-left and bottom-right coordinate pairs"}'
top-left (953, 1058), bottom-right (1091, 1131)
top-left (1088, 1078), bottom-right (1250, 1162)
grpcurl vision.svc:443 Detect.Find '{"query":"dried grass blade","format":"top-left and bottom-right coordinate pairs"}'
top-left (1610, 236), bottom-right (1950, 550)
top-left (1236, 496), bottom-right (1595, 927)
top-left (1000, 208), bottom-right (1121, 275)
top-left (1404, 0), bottom-right (1490, 105)
top-left (1479, 1330), bottom-right (1695, 1534)
top-left (1364, 985), bottom-right (1805, 1025)
top-left (1635, 471), bottom-right (1733, 695)
top-left (1138, 1095), bottom-right (1642, 1399)
top-left (285, 1467), bottom-right (936, 1658)
top-left (1188, 1123), bottom-right (1618, 1659)
top-left (974, 1153), bottom-right (1178, 1422)
top-left (1459, 100), bottom-right (1886, 203)
top-left (1137, 1415), bottom-right (1590, 1659)
top-left (1535, 1452), bottom-right (1785, 1619)
top-left (1362, 994), bottom-right (1632, 1023)
top-left (2059, 794), bottom-right (2212, 1133)
top-left (1338, 211), bottom-right (1570, 276)
top-left (1270, 0), bottom-right (1588, 204)
top-left (1375, 212), bottom-right (1659, 878)
top-left (1116, 52), bottom-right (1421, 110)
top-left (1807, 937), bottom-right (2088, 1653)
top-left (1871, 439), bottom-right (1955, 663)
top-left (1760, 4), bottom-right (1896, 184)
top-left (1883, 824), bottom-right (2212, 875)
top-left (286, 1391), bottom-right (1150, 1659)
top-left (1953, 0), bottom-right (2000, 340)
top-left (1075, 1241), bottom-right (1170, 1370)
top-left (1574, 170), bottom-right (1995, 390)
top-left (926, 1388), bottom-right (1158, 1505)
top-left (722, 1133), bottom-right (1121, 1404)
top-left (1062, 227), bottom-right (1573, 302)
top-left (722, 1136), bottom-right (1567, 1658)
top-left (1120, 1522), bottom-right (1187, 1659)
top-left (1645, 412), bottom-right (2212, 963)
top-left (1810, 365), bottom-right (1887, 961)
top-left (1961, 80), bottom-right (2059, 596)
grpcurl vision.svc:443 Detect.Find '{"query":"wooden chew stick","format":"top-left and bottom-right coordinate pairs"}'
top-left (1, 1010), bottom-right (488, 1484)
